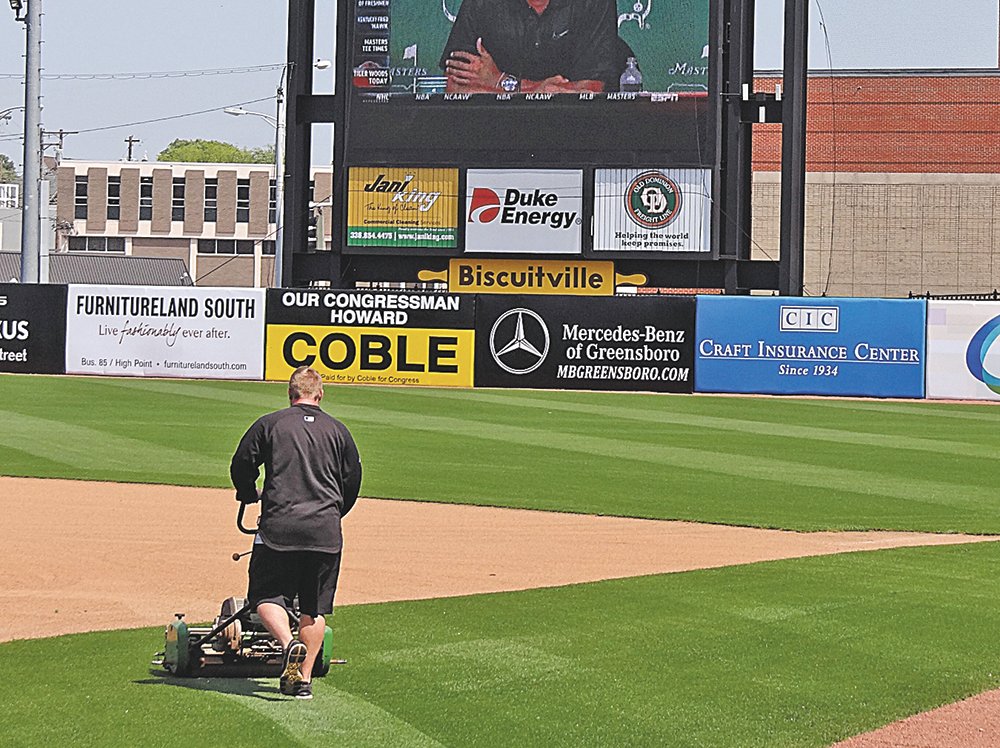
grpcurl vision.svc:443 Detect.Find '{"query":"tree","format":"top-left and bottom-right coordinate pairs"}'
top-left (157, 139), bottom-right (274, 164)
top-left (0, 154), bottom-right (17, 184)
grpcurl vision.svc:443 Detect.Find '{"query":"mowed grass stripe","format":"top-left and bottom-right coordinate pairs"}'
top-left (397, 387), bottom-right (1000, 459)
top-left (103, 378), bottom-right (996, 512)
top-left (2, 375), bottom-right (999, 531)
top-left (3, 543), bottom-right (1000, 746)
top-left (0, 409), bottom-right (213, 474)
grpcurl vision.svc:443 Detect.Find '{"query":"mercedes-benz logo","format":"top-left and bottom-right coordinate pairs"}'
top-left (489, 308), bottom-right (550, 375)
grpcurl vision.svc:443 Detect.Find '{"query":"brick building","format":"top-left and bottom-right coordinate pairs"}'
top-left (55, 161), bottom-right (332, 287)
top-left (752, 69), bottom-right (1000, 297)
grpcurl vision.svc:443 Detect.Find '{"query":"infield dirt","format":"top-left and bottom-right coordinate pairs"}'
top-left (3, 475), bottom-right (998, 746)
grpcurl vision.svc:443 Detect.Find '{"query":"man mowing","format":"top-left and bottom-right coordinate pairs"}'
top-left (230, 366), bottom-right (362, 699)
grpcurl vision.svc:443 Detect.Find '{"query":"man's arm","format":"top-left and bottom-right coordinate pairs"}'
top-left (230, 419), bottom-right (265, 503)
top-left (340, 432), bottom-right (362, 517)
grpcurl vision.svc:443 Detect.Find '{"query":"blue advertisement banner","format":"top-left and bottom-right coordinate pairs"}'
top-left (695, 297), bottom-right (927, 398)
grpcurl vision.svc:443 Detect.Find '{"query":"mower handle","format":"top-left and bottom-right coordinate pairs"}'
top-left (237, 501), bottom-right (258, 536)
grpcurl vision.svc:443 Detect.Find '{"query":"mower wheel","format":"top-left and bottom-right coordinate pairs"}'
top-left (163, 617), bottom-right (194, 676)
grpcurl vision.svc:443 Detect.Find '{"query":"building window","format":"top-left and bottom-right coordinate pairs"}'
top-left (261, 240), bottom-right (275, 256)
top-left (68, 236), bottom-right (126, 252)
top-left (172, 177), bottom-right (185, 222)
top-left (107, 176), bottom-right (121, 221)
top-left (139, 177), bottom-right (153, 220)
top-left (204, 178), bottom-right (218, 223)
top-left (236, 179), bottom-right (250, 223)
top-left (268, 179), bottom-right (277, 225)
top-left (74, 176), bottom-right (88, 220)
top-left (198, 238), bottom-right (256, 255)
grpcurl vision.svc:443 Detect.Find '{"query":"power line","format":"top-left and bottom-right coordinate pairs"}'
top-left (0, 64), bottom-right (284, 81)
top-left (0, 96), bottom-right (275, 142)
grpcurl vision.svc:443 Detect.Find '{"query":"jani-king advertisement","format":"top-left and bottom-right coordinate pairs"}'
top-left (65, 285), bottom-right (265, 379)
top-left (465, 169), bottom-right (583, 254)
top-left (347, 167), bottom-right (459, 248)
top-left (926, 301), bottom-right (1000, 401)
top-left (0, 283), bottom-right (67, 374)
top-left (475, 295), bottom-right (695, 392)
top-left (265, 289), bottom-right (475, 387)
top-left (695, 296), bottom-right (926, 398)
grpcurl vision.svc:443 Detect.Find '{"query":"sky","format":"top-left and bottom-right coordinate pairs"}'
top-left (0, 0), bottom-right (997, 170)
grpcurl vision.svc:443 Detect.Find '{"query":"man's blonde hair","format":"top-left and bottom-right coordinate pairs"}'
top-left (289, 366), bottom-right (324, 402)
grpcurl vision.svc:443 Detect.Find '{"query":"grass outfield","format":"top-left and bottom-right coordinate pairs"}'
top-left (0, 374), bottom-right (998, 531)
top-left (3, 543), bottom-right (1000, 747)
top-left (3, 374), bottom-right (1000, 746)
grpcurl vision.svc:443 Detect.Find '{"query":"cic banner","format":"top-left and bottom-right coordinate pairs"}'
top-left (265, 289), bottom-right (475, 387)
top-left (695, 296), bottom-right (926, 398)
top-left (475, 295), bottom-right (695, 392)
top-left (65, 285), bottom-right (265, 379)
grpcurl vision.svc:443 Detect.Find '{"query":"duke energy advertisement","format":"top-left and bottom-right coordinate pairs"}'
top-left (465, 169), bottom-right (583, 254)
top-left (0, 283), bottom-right (67, 374)
top-left (926, 301), bottom-right (1000, 401)
top-left (265, 289), bottom-right (475, 387)
top-left (695, 296), bottom-right (927, 398)
top-left (65, 285), bottom-right (265, 379)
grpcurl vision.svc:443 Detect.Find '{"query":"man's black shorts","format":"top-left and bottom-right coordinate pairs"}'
top-left (247, 543), bottom-right (342, 617)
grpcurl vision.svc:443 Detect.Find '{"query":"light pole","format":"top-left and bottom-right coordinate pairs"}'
top-left (225, 59), bottom-right (330, 289)
top-left (17, 0), bottom-right (41, 283)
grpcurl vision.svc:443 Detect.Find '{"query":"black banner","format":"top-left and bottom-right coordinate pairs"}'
top-left (475, 295), bottom-right (695, 392)
top-left (0, 283), bottom-right (67, 374)
top-left (266, 289), bottom-right (474, 329)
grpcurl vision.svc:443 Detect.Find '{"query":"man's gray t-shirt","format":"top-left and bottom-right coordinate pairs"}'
top-left (230, 403), bottom-right (362, 554)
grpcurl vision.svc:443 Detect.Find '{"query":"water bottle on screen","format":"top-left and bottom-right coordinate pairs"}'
top-left (620, 57), bottom-right (642, 93)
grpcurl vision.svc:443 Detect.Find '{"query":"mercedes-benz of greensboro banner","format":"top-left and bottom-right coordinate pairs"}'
top-left (695, 296), bottom-right (926, 398)
top-left (65, 285), bottom-right (265, 379)
top-left (265, 290), bottom-right (475, 387)
top-left (594, 168), bottom-right (712, 253)
top-left (0, 283), bottom-right (67, 374)
top-left (465, 169), bottom-right (583, 254)
top-left (348, 167), bottom-right (459, 248)
top-left (475, 295), bottom-right (695, 392)
top-left (926, 301), bottom-right (1000, 401)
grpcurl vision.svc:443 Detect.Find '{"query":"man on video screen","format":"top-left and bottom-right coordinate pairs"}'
top-left (439, 0), bottom-right (624, 94)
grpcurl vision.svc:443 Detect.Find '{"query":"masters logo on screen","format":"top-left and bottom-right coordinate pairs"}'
top-left (348, 167), bottom-right (458, 248)
top-left (626, 171), bottom-right (682, 229)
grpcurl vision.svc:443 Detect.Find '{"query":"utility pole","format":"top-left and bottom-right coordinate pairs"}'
top-left (19, 0), bottom-right (42, 284)
top-left (125, 135), bottom-right (141, 161)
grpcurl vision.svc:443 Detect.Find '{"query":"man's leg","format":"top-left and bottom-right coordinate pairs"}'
top-left (256, 602), bottom-right (294, 649)
top-left (298, 614), bottom-right (325, 682)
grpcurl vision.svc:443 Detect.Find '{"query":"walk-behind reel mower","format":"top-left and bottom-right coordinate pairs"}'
top-left (152, 503), bottom-right (337, 678)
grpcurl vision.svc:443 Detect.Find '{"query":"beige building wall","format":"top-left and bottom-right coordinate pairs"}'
top-left (753, 172), bottom-right (1000, 298)
top-left (196, 256), bottom-right (255, 287)
top-left (85, 167), bottom-right (108, 234)
top-left (119, 168), bottom-right (140, 233)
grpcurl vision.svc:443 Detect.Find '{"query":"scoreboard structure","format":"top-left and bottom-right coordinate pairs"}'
top-left (282, 0), bottom-right (799, 294)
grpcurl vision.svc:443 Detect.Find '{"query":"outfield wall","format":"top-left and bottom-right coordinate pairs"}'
top-left (3, 282), bottom-right (1000, 401)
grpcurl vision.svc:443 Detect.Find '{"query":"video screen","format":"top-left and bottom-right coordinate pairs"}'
top-left (352, 0), bottom-right (709, 102)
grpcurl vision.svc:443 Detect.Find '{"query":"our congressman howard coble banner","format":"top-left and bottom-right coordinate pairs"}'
top-left (264, 289), bottom-right (475, 387)
top-left (65, 285), bottom-right (265, 379)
